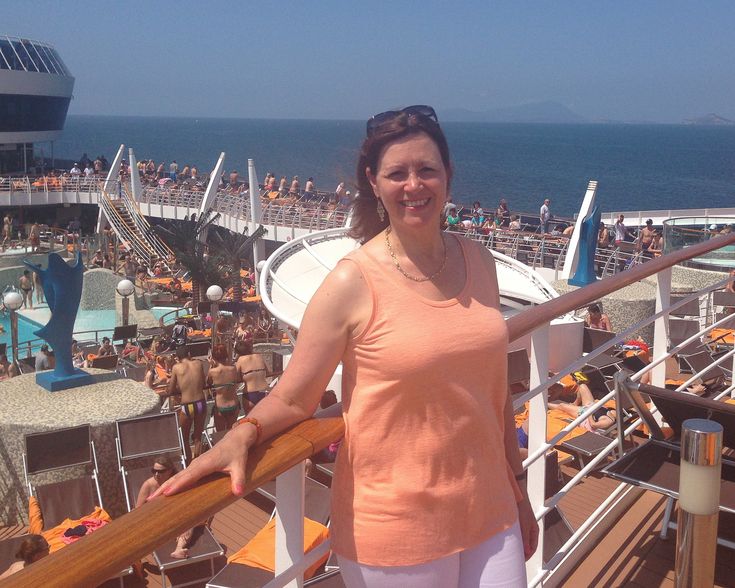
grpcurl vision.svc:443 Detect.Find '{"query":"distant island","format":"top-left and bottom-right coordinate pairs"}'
top-left (440, 101), bottom-right (586, 124)
top-left (683, 113), bottom-right (735, 126)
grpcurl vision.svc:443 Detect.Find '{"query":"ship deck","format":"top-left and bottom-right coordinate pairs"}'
top-left (2, 462), bottom-right (734, 587)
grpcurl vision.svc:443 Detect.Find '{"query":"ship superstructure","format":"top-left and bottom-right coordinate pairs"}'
top-left (0, 36), bottom-right (74, 174)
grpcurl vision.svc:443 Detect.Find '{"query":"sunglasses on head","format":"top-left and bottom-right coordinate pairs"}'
top-left (366, 105), bottom-right (439, 135)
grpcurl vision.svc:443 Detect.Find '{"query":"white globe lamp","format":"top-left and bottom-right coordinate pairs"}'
top-left (116, 279), bottom-right (135, 297)
top-left (206, 285), bottom-right (224, 302)
top-left (2, 290), bottom-right (23, 311)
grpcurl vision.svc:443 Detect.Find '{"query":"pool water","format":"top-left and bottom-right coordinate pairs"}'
top-left (0, 306), bottom-right (185, 360)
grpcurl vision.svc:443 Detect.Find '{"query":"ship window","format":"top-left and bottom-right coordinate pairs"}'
top-left (0, 39), bottom-right (19, 70)
top-left (50, 49), bottom-right (69, 76)
top-left (25, 41), bottom-right (49, 74)
top-left (11, 40), bottom-right (37, 72)
top-left (38, 45), bottom-right (60, 74)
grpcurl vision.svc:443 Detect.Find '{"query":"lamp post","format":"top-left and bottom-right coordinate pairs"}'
top-left (116, 279), bottom-right (135, 327)
top-left (206, 285), bottom-right (224, 345)
top-left (3, 289), bottom-right (24, 368)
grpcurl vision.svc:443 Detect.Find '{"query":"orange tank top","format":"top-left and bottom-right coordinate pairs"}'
top-left (330, 236), bottom-right (522, 566)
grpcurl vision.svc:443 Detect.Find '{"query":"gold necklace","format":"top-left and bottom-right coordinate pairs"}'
top-left (385, 226), bottom-right (447, 282)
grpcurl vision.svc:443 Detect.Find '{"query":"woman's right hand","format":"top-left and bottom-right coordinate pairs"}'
top-left (148, 426), bottom-right (254, 499)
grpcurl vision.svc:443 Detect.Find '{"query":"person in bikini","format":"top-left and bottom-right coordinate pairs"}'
top-left (234, 339), bottom-right (269, 408)
top-left (550, 372), bottom-right (616, 432)
top-left (168, 345), bottom-right (207, 463)
top-left (135, 456), bottom-right (192, 559)
top-left (207, 344), bottom-right (241, 431)
top-left (584, 303), bottom-right (612, 331)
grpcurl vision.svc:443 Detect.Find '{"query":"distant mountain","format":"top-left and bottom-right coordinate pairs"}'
top-left (683, 113), bottom-right (734, 126)
top-left (441, 101), bottom-right (587, 124)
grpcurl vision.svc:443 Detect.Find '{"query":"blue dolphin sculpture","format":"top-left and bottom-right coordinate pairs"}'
top-left (24, 252), bottom-right (94, 390)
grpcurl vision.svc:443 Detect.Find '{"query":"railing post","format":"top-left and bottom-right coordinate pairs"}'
top-left (275, 462), bottom-right (306, 588)
top-left (526, 323), bottom-right (549, 580)
top-left (675, 419), bottom-right (722, 588)
top-left (653, 267), bottom-right (672, 389)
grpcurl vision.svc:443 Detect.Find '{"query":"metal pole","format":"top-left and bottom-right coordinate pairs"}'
top-left (675, 418), bottom-right (722, 588)
top-left (10, 310), bottom-right (19, 365)
top-left (122, 296), bottom-right (129, 326)
top-left (211, 301), bottom-right (218, 344)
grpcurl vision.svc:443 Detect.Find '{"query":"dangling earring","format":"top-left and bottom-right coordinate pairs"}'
top-left (376, 198), bottom-right (386, 222)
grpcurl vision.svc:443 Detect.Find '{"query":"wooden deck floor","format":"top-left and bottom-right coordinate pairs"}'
top-left (557, 475), bottom-right (735, 588)
top-left (4, 466), bottom-right (733, 587)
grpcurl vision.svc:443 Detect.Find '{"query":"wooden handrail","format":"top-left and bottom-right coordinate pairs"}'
top-left (506, 232), bottom-right (735, 343)
top-left (2, 417), bottom-right (344, 588)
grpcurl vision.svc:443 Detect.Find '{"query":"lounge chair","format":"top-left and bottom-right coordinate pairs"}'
top-left (88, 354), bottom-right (119, 370)
top-left (603, 381), bottom-right (735, 548)
top-left (713, 290), bottom-right (735, 310)
top-left (115, 412), bottom-right (224, 588)
top-left (667, 318), bottom-right (701, 355)
top-left (205, 461), bottom-right (333, 588)
top-left (676, 350), bottom-right (729, 394)
top-left (669, 295), bottom-right (701, 318)
top-left (507, 349), bottom-right (530, 393)
top-left (23, 424), bottom-right (133, 584)
top-left (582, 327), bottom-right (617, 353)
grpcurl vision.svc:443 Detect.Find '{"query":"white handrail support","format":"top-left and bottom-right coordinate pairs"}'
top-left (275, 462), bottom-right (306, 588)
top-left (525, 324), bottom-right (549, 582)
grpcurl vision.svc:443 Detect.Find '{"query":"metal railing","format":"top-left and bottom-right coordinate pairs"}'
top-left (5, 230), bottom-right (734, 588)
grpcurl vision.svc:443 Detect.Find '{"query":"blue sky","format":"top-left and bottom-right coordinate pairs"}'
top-left (8, 1), bottom-right (735, 121)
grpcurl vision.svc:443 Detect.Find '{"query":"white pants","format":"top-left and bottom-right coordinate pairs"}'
top-left (338, 521), bottom-right (526, 588)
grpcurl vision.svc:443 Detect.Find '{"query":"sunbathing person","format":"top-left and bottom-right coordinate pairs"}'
top-left (135, 456), bottom-right (192, 559)
top-left (0, 535), bottom-right (49, 579)
top-left (207, 344), bottom-right (241, 431)
top-left (168, 345), bottom-right (207, 463)
top-left (549, 372), bottom-right (616, 431)
top-left (584, 303), bottom-right (612, 331)
top-left (97, 337), bottom-right (114, 356)
top-left (234, 340), bottom-right (269, 408)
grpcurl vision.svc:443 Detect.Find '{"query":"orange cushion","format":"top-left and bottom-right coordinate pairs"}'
top-left (28, 496), bottom-right (44, 535)
top-left (228, 517), bottom-right (329, 579)
top-left (41, 507), bottom-right (112, 553)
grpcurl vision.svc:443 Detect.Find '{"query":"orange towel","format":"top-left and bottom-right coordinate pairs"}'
top-left (41, 507), bottom-right (112, 553)
top-left (228, 517), bottom-right (329, 579)
top-left (710, 328), bottom-right (734, 346)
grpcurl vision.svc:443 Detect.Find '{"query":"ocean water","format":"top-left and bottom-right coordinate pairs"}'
top-left (53, 115), bottom-right (735, 217)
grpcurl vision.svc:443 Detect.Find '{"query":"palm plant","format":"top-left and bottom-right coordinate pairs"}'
top-left (211, 225), bottom-right (267, 301)
top-left (154, 210), bottom-right (221, 305)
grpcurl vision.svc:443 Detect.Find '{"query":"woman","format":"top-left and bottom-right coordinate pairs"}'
top-left (585, 303), bottom-right (612, 331)
top-left (234, 340), bottom-right (269, 407)
top-left (208, 344), bottom-right (241, 431)
top-left (153, 106), bottom-right (537, 586)
top-left (549, 372), bottom-right (616, 432)
top-left (0, 535), bottom-right (49, 578)
top-left (135, 456), bottom-right (192, 559)
top-left (233, 316), bottom-right (253, 345)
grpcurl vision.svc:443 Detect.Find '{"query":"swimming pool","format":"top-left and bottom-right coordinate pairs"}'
top-left (0, 305), bottom-right (183, 360)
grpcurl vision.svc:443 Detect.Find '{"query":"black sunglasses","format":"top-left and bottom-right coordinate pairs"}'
top-left (366, 105), bottom-right (439, 135)
top-left (151, 467), bottom-right (170, 475)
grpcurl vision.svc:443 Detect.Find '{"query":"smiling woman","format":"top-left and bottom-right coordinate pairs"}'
top-left (153, 105), bottom-right (537, 588)
top-left (349, 105), bottom-right (453, 243)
